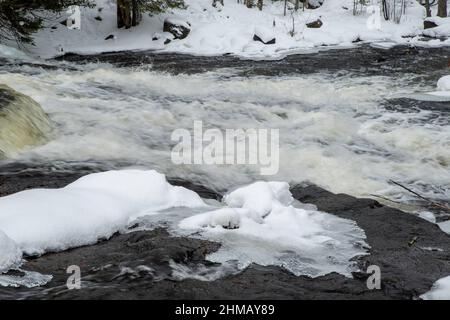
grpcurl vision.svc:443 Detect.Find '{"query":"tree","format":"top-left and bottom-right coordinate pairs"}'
top-left (0, 0), bottom-right (92, 44)
top-left (118, 0), bottom-right (185, 29)
top-left (257, 0), bottom-right (263, 11)
top-left (438, 0), bottom-right (448, 17)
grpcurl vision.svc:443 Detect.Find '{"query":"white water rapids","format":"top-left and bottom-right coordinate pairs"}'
top-left (0, 55), bottom-right (449, 206)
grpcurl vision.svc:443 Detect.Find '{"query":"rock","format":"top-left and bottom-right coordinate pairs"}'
top-left (163, 18), bottom-right (191, 40)
top-left (152, 32), bottom-right (174, 45)
top-left (104, 34), bottom-right (116, 41)
top-left (94, 16), bottom-right (102, 22)
top-left (0, 85), bottom-right (51, 159)
top-left (253, 27), bottom-right (276, 45)
top-left (307, 0), bottom-right (324, 9)
top-left (306, 18), bottom-right (323, 28)
top-left (424, 20), bottom-right (438, 30)
top-left (2, 170), bottom-right (450, 300)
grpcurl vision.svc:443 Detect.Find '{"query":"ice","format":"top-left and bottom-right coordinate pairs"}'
top-left (0, 271), bottom-right (52, 288)
top-left (0, 231), bottom-right (22, 273)
top-left (421, 275), bottom-right (450, 300)
top-left (0, 170), bottom-right (206, 256)
top-left (179, 181), bottom-right (368, 278)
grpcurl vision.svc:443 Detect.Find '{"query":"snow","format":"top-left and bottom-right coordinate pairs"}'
top-left (165, 17), bottom-right (191, 29)
top-left (421, 275), bottom-right (450, 300)
top-left (0, 44), bottom-right (31, 61)
top-left (224, 181), bottom-right (293, 216)
top-left (0, 170), bottom-right (206, 256)
top-left (0, 170), bottom-right (369, 283)
top-left (0, 231), bottom-right (22, 273)
top-left (423, 17), bottom-right (450, 38)
top-left (17, 0), bottom-right (440, 60)
top-left (179, 181), bottom-right (368, 278)
top-left (437, 75), bottom-right (450, 91)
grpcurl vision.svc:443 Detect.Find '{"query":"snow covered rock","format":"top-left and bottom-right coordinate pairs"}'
top-left (0, 231), bottom-right (22, 273)
top-left (163, 18), bottom-right (191, 40)
top-left (307, 0), bottom-right (324, 9)
top-left (253, 27), bottom-right (276, 45)
top-left (423, 17), bottom-right (450, 37)
top-left (437, 75), bottom-right (450, 91)
top-left (0, 170), bottom-right (206, 256)
top-left (306, 18), bottom-right (323, 29)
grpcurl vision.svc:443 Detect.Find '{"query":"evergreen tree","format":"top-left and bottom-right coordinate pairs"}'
top-left (0, 0), bottom-right (92, 44)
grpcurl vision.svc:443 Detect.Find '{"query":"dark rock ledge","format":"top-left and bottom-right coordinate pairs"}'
top-left (0, 172), bottom-right (450, 300)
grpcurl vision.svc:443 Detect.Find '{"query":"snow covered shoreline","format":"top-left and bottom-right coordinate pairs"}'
top-left (10, 0), bottom-right (450, 60)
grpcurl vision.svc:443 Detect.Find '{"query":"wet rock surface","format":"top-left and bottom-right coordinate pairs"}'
top-left (0, 172), bottom-right (449, 300)
top-left (56, 45), bottom-right (450, 79)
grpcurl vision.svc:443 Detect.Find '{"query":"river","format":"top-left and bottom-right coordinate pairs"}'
top-left (1, 45), bottom-right (449, 209)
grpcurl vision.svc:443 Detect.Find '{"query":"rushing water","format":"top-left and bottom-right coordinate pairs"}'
top-left (0, 45), bottom-right (449, 206)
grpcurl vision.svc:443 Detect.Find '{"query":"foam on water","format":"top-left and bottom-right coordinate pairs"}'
top-left (0, 61), bottom-right (449, 204)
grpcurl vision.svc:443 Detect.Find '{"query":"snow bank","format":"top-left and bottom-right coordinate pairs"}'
top-left (423, 17), bottom-right (450, 38)
top-left (22, 0), bottom-right (433, 59)
top-left (0, 170), bottom-right (205, 256)
top-left (179, 181), bottom-right (368, 277)
top-left (0, 44), bottom-right (31, 61)
top-left (421, 275), bottom-right (450, 300)
top-left (0, 231), bottom-right (22, 273)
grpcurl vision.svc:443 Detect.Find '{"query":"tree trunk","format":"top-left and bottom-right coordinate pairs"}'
top-left (295, 0), bottom-right (300, 11)
top-left (117, 0), bottom-right (141, 29)
top-left (131, 0), bottom-right (141, 26)
top-left (257, 0), bottom-right (263, 11)
top-left (424, 0), bottom-right (432, 18)
top-left (438, 0), bottom-right (448, 18)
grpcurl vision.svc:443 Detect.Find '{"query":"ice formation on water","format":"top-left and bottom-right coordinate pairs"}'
top-left (421, 275), bottom-right (450, 300)
top-left (179, 181), bottom-right (368, 278)
top-left (0, 231), bottom-right (22, 273)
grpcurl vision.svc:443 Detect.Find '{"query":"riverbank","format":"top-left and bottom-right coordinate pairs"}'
top-left (12, 0), bottom-right (449, 60)
top-left (0, 170), bottom-right (449, 299)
